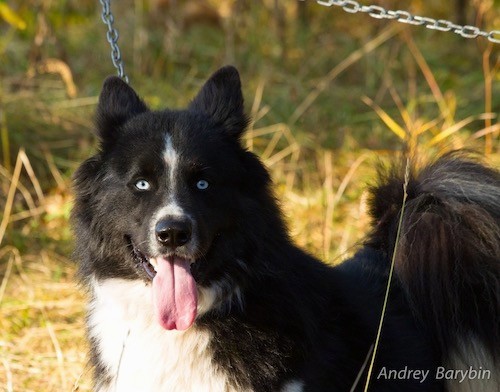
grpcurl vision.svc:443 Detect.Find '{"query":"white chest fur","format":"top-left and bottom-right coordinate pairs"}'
top-left (89, 278), bottom-right (239, 392)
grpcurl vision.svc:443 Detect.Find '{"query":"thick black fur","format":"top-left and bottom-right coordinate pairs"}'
top-left (367, 155), bottom-right (500, 359)
top-left (72, 66), bottom-right (500, 391)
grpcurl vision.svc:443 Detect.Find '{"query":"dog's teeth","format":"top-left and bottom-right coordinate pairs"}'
top-left (149, 258), bottom-right (159, 272)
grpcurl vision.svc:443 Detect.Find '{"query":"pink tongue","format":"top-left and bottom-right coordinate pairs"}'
top-left (152, 257), bottom-right (197, 330)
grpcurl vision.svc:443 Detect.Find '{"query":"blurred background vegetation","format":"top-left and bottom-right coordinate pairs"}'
top-left (0, 0), bottom-right (498, 390)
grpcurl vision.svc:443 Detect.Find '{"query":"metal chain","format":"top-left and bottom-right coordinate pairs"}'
top-left (312, 0), bottom-right (500, 44)
top-left (99, 0), bottom-right (129, 83)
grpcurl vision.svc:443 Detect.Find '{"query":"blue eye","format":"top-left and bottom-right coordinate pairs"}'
top-left (135, 179), bottom-right (151, 191)
top-left (196, 180), bottom-right (209, 190)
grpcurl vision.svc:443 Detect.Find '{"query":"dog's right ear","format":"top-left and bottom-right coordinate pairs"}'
top-left (96, 76), bottom-right (148, 147)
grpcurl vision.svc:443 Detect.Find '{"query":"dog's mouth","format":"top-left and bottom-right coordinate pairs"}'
top-left (127, 237), bottom-right (196, 280)
top-left (129, 239), bottom-right (157, 280)
top-left (126, 236), bottom-right (198, 331)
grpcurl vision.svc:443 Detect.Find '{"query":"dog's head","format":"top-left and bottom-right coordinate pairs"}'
top-left (73, 66), bottom-right (282, 330)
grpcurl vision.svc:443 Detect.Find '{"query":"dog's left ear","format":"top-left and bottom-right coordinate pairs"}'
top-left (189, 66), bottom-right (249, 139)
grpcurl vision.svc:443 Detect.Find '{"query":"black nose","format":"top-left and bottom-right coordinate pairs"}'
top-left (155, 219), bottom-right (192, 248)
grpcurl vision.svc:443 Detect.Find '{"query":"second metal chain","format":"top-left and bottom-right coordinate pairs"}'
top-left (99, 0), bottom-right (129, 83)
top-left (313, 0), bottom-right (500, 44)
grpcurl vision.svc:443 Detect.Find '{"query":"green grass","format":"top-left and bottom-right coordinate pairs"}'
top-left (0, 0), bottom-right (498, 390)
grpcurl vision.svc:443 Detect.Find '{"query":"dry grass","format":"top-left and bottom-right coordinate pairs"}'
top-left (0, 248), bottom-right (90, 392)
top-left (0, 150), bottom-right (90, 391)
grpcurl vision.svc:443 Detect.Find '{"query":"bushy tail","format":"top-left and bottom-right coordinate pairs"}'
top-left (368, 152), bottom-right (500, 359)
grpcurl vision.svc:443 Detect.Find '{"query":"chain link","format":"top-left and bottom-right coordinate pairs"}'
top-left (99, 0), bottom-right (129, 83)
top-left (312, 0), bottom-right (500, 44)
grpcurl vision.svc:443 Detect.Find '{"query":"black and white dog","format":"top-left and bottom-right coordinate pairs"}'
top-left (72, 66), bottom-right (500, 391)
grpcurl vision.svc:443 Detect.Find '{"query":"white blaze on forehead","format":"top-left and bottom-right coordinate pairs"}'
top-left (164, 134), bottom-right (180, 192)
top-left (161, 133), bottom-right (183, 216)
